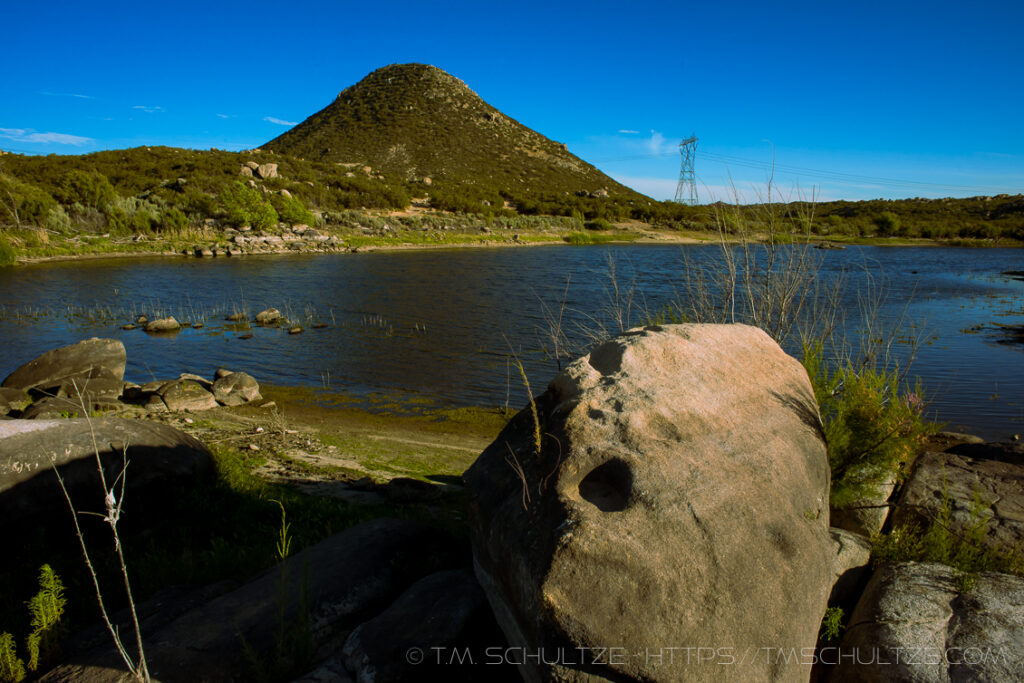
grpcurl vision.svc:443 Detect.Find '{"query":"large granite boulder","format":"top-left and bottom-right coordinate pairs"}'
top-left (2, 338), bottom-right (126, 394)
top-left (41, 519), bottom-right (461, 682)
top-left (0, 418), bottom-right (212, 529)
top-left (891, 445), bottom-right (1024, 550)
top-left (464, 324), bottom-right (834, 682)
top-left (833, 562), bottom-right (1024, 682)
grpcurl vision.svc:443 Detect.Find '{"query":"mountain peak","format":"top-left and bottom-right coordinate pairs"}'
top-left (264, 64), bottom-right (641, 201)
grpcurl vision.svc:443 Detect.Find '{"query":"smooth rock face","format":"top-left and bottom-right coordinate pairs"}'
top-left (0, 418), bottom-right (212, 528)
top-left (2, 338), bottom-right (126, 393)
top-left (834, 562), bottom-right (1024, 682)
top-left (211, 371), bottom-right (262, 406)
top-left (892, 447), bottom-right (1024, 550)
top-left (341, 569), bottom-right (497, 683)
top-left (464, 324), bottom-right (833, 682)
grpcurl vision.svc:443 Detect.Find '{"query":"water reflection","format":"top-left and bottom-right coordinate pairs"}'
top-left (0, 245), bottom-right (1020, 439)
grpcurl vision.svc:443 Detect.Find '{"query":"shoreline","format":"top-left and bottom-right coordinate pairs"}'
top-left (9, 230), bottom-right (1019, 267)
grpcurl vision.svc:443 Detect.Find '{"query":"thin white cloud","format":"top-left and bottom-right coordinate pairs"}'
top-left (39, 91), bottom-right (95, 99)
top-left (133, 105), bottom-right (165, 113)
top-left (647, 130), bottom-right (666, 155)
top-left (0, 127), bottom-right (93, 146)
top-left (216, 113), bottom-right (234, 119)
top-left (618, 129), bottom-right (640, 134)
top-left (263, 116), bottom-right (298, 126)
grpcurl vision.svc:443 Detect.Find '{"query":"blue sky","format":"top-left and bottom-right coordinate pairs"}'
top-left (2, 0), bottom-right (1021, 202)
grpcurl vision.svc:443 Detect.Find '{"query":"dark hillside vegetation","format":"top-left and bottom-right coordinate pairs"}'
top-left (264, 63), bottom-right (646, 206)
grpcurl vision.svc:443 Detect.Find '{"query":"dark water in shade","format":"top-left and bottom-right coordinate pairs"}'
top-left (0, 245), bottom-right (1021, 440)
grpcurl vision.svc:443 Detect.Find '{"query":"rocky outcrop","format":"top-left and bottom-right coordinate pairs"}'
top-left (255, 163), bottom-right (279, 179)
top-left (155, 379), bottom-right (219, 412)
top-left (891, 444), bottom-right (1024, 550)
top-left (340, 569), bottom-right (496, 682)
top-left (41, 519), bottom-right (462, 682)
top-left (464, 324), bottom-right (834, 682)
top-left (0, 418), bottom-right (212, 529)
top-left (833, 562), bottom-right (1024, 682)
top-left (211, 371), bottom-right (262, 406)
top-left (830, 479), bottom-right (897, 537)
top-left (2, 338), bottom-right (126, 394)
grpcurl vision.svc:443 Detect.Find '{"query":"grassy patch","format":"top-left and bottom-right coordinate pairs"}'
top-left (872, 484), bottom-right (1024, 587)
top-left (561, 231), bottom-right (640, 245)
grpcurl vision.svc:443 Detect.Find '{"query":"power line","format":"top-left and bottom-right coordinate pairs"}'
top-left (593, 147), bottom-right (1015, 194)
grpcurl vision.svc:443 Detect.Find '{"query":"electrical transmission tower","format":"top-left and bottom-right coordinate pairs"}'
top-left (673, 135), bottom-right (698, 205)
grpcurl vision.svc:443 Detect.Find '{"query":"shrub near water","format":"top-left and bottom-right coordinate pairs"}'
top-left (801, 342), bottom-right (936, 508)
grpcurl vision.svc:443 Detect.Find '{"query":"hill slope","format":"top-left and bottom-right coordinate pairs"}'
top-left (263, 63), bottom-right (643, 202)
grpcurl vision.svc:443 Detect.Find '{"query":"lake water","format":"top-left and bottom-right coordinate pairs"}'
top-left (0, 244), bottom-right (1021, 440)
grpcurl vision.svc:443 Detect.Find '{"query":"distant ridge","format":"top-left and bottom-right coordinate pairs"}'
top-left (264, 63), bottom-right (644, 200)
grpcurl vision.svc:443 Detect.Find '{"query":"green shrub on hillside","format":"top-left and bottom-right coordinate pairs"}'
top-left (220, 181), bottom-right (278, 230)
top-left (0, 172), bottom-right (58, 228)
top-left (270, 193), bottom-right (315, 226)
top-left (54, 170), bottom-right (115, 210)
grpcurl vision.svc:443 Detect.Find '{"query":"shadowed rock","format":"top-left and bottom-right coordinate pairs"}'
top-left (41, 519), bottom-right (461, 682)
top-left (0, 418), bottom-right (212, 530)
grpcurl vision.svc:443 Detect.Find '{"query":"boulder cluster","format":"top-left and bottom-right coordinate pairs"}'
top-left (0, 338), bottom-right (263, 420)
top-left (187, 223), bottom-right (346, 258)
top-left (4, 325), bottom-right (1022, 682)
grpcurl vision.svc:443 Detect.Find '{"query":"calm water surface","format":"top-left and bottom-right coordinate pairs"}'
top-left (0, 245), bottom-right (1021, 440)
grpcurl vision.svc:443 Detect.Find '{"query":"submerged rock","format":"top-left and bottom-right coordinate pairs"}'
top-left (255, 307), bottom-right (283, 324)
top-left (465, 323), bottom-right (833, 682)
top-left (144, 316), bottom-right (181, 333)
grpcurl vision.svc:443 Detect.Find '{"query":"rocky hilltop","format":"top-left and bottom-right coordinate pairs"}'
top-left (264, 63), bottom-right (642, 200)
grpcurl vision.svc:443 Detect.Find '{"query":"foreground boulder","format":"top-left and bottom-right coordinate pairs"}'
top-left (1, 338), bottom-right (126, 394)
top-left (465, 324), bottom-right (833, 682)
top-left (0, 418), bottom-right (212, 529)
top-left (833, 562), bottom-right (1024, 682)
top-left (41, 519), bottom-right (461, 682)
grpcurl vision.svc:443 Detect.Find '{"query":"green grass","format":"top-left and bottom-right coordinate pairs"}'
top-left (561, 231), bottom-right (640, 245)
